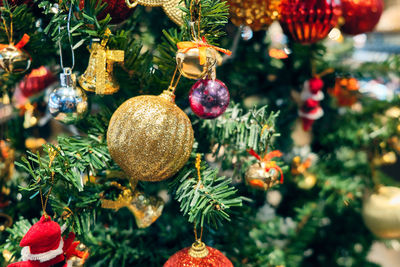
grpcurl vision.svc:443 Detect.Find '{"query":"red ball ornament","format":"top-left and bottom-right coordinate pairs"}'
top-left (341, 0), bottom-right (384, 35)
top-left (189, 79), bottom-right (230, 119)
top-left (19, 66), bottom-right (56, 97)
top-left (164, 242), bottom-right (233, 267)
top-left (279, 0), bottom-right (342, 44)
top-left (79, 0), bottom-right (133, 24)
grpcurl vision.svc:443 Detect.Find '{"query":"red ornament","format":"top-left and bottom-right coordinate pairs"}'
top-left (341, 0), bottom-right (384, 35)
top-left (164, 242), bottom-right (233, 267)
top-left (189, 79), bottom-right (230, 119)
top-left (279, 0), bottom-right (342, 44)
top-left (19, 66), bottom-right (56, 97)
top-left (79, 0), bottom-right (133, 24)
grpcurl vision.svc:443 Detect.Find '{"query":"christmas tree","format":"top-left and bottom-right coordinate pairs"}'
top-left (1, 0), bottom-right (400, 266)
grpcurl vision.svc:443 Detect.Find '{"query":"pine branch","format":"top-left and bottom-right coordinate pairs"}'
top-left (170, 155), bottom-right (243, 228)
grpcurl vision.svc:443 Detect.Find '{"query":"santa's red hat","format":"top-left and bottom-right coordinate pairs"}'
top-left (8, 216), bottom-right (65, 267)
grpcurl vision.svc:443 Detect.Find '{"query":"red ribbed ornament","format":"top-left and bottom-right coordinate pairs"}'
top-left (19, 66), bottom-right (56, 97)
top-left (164, 243), bottom-right (233, 267)
top-left (279, 0), bottom-right (342, 44)
top-left (341, 0), bottom-right (383, 35)
top-left (79, 0), bottom-right (133, 24)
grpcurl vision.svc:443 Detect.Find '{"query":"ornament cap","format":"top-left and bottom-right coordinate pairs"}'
top-left (188, 241), bottom-right (209, 258)
top-left (159, 90), bottom-right (176, 103)
top-left (60, 67), bottom-right (75, 88)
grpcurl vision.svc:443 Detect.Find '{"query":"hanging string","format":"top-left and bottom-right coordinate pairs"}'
top-left (193, 153), bottom-right (203, 242)
top-left (189, 0), bottom-right (202, 40)
top-left (39, 146), bottom-right (59, 217)
top-left (58, 1), bottom-right (75, 70)
top-left (1, 11), bottom-right (13, 44)
top-left (167, 66), bottom-right (182, 93)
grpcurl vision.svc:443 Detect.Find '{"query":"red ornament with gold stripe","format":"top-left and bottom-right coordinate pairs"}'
top-left (164, 241), bottom-right (233, 267)
top-left (279, 0), bottom-right (342, 44)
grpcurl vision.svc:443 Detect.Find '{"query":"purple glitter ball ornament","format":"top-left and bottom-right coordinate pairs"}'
top-left (189, 79), bottom-right (230, 119)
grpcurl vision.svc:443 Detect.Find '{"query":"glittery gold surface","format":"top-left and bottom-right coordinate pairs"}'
top-left (130, 0), bottom-right (184, 26)
top-left (107, 90), bottom-right (194, 182)
top-left (228, 0), bottom-right (281, 31)
top-left (79, 43), bottom-right (124, 95)
top-left (362, 186), bottom-right (400, 239)
top-left (245, 163), bottom-right (280, 191)
top-left (164, 245), bottom-right (233, 267)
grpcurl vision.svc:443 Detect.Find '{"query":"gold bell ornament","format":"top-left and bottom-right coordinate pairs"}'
top-left (245, 149), bottom-right (284, 191)
top-left (0, 33), bottom-right (31, 74)
top-left (175, 2), bottom-right (232, 80)
top-left (101, 182), bottom-right (164, 228)
top-left (79, 29), bottom-right (124, 95)
top-left (362, 186), bottom-right (400, 239)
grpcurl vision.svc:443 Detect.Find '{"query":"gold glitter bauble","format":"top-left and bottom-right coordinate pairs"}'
top-left (245, 163), bottom-right (280, 191)
top-left (176, 48), bottom-right (217, 80)
top-left (228, 0), bottom-right (281, 31)
top-left (362, 186), bottom-right (400, 239)
top-left (107, 90), bottom-right (194, 182)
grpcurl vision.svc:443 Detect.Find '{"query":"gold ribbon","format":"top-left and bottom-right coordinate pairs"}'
top-left (100, 182), bottom-right (133, 211)
top-left (177, 37), bottom-right (232, 65)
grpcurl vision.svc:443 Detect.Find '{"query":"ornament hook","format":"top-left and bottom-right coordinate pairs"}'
top-left (58, 1), bottom-right (75, 71)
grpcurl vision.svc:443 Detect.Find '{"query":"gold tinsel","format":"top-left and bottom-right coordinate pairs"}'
top-left (228, 0), bottom-right (281, 31)
top-left (107, 90), bottom-right (194, 182)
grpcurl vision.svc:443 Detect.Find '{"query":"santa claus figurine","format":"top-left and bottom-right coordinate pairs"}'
top-left (8, 215), bottom-right (88, 267)
top-left (298, 77), bottom-right (325, 131)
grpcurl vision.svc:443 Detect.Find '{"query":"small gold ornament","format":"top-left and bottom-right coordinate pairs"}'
top-left (245, 163), bottom-right (280, 190)
top-left (25, 137), bottom-right (46, 152)
top-left (125, 0), bottom-right (185, 26)
top-left (0, 140), bottom-right (14, 183)
top-left (107, 90), bottom-right (194, 182)
top-left (101, 182), bottom-right (164, 228)
top-left (66, 243), bottom-right (89, 267)
top-left (79, 29), bottom-right (124, 95)
top-left (0, 212), bottom-right (12, 232)
top-left (297, 173), bottom-right (317, 190)
top-left (228, 0), bottom-right (281, 31)
top-left (176, 38), bottom-right (231, 80)
top-left (0, 34), bottom-right (31, 74)
top-left (176, 47), bottom-right (217, 80)
top-left (362, 186), bottom-right (400, 239)
top-left (291, 156), bottom-right (317, 190)
top-left (245, 149), bottom-right (283, 190)
top-left (373, 151), bottom-right (397, 166)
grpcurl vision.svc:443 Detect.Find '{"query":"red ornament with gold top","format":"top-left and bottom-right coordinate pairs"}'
top-left (279, 0), bottom-right (342, 44)
top-left (341, 0), bottom-right (384, 35)
top-left (164, 242), bottom-right (233, 267)
top-left (19, 66), bottom-right (56, 97)
top-left (79, 0), bottom-right (133, 24)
